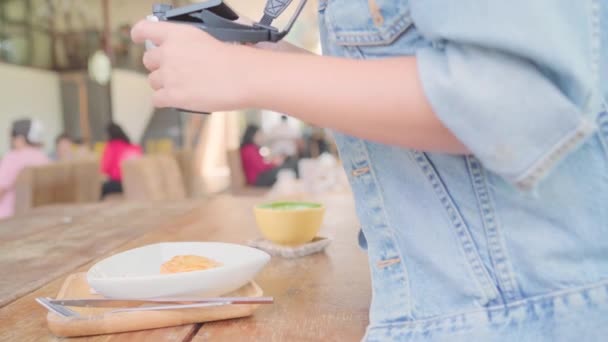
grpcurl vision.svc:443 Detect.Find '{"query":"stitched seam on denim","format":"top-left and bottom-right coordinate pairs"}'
top-left (365, 278), bottom-right (608, 334)
top-left (596, 112), bottom-right (608, 158)
top-left (339, 48), bottom-right (411, 320)
top-left (513, 119), bottom-right (596, 190)
top-left (332, 16), bottom-right (412, 46)
top-left (317, 0), bottom-right (328, 11)
top-left (466, 156), bottom-right (520, 303)
top-left (323, 2), bottom-right (337, 43)
top-left (412, 151), bottom-right (499, 304)
top-left (360, 140), bottom-right (412, 319)
top-left (331, 13), bottom-right (410, 37)
top-left (590, 0), bottom-right (601, 93)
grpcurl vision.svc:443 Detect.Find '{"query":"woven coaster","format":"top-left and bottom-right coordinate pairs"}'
top-left (247, 237), bottom-right (332, 258)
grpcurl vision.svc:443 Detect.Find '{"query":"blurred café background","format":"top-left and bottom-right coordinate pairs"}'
top-left (0, 0), bottom-right (346, 219)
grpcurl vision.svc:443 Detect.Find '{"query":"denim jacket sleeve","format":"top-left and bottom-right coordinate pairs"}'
top-left (410, 0), bottom-right (601, 190)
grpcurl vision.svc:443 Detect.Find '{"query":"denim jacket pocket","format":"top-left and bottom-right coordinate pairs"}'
top-left (411, 151), bottom-right (501, 306)
top-left (325, 0), bottom-right (413, 46)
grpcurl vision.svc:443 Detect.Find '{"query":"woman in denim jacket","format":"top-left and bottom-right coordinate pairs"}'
top-left (132, 1), bottom-right (608, 340)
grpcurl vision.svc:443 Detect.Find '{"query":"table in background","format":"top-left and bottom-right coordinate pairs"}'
top-left (0, 195), bottom-right (370, 342)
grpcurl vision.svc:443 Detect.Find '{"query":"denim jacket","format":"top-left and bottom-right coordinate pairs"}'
top-left (318, 0), bottom-right (608, 341)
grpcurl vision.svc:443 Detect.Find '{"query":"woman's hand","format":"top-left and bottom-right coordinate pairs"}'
top-left (131, 20), bottom-right (250, 112)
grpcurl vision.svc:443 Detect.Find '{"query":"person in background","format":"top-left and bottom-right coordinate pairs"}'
top-left (240, 125), bottom-right (297, 187)
top-left (100, 122), bottom-right (142, 198)
top-left (0, 119), bottom-right (50, 220)
top-left (71, 138), bottom-right (96, 160)
top-left (54, 133), bottom-right (74, 161)
top-left (309, 127), bottom-right (330, 158)
top-left (267, 115), bottom-right (301, 158)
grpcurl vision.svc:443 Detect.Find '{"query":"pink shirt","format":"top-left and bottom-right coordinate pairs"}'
top-left (240, 144), bottom-right (275, 185)
top-left (0, 147), bottom-right (50, 219)
top-left (100, 140), bottom-right (142, 181)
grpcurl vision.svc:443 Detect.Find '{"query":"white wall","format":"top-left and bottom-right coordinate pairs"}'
top-left (0, 63), bottom-right (63, 156)
top-left (111, 69), bottom-right (154, 143)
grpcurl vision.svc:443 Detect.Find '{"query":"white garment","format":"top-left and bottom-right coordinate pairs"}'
top-left (267, 122), bottom-right (300, 157)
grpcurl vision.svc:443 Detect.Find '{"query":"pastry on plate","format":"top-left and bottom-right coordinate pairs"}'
top-left (160, 255), bottom-right (221, 274)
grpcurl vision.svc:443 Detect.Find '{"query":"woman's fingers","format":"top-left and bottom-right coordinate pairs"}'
top-left (131, 20), bottom-right (171, 45)
top-left (148, 70), bottom-right (163, 91)
top-left (142, 48), bottom-right (162, 71)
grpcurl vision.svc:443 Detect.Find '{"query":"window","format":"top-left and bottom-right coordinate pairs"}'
top-left (0, 0), bottom-right (52, 68)
top-left (0, 24), bottom-right (29, 65)
top-left (0, 0), bottom-right (96, 70)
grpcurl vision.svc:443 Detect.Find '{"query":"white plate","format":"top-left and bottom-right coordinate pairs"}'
top-left (87, 242), bottom-right (271, 299)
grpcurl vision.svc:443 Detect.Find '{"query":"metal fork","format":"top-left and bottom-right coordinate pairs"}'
top-left (36, 297), bottom-right (231, 319)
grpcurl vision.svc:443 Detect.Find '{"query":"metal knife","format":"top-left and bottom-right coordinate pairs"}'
top-left (49, 296), bottom-right (274, 308)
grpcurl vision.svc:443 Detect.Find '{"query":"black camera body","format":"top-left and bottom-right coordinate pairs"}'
top-left (150, 0), bottom-right (305, 43)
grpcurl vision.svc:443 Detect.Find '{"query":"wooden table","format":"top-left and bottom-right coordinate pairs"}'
top-left (0, 195), bottom-right (370, 341)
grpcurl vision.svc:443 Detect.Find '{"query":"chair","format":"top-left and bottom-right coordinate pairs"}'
top-left (72, 159), bottom-right (104, 202)
top-left (226, 149), bottom-right (267, 197)
top-left (14, 160), bottom-right (103, 215)
top-left (121, 155), bottom-right (187, 201)
top-left (157, 155), bottom-right (187, 200)
top-left (173, 149), bottom-right (198, 197)
top-left (93, 142), bottom-right (106, 159)
top-left (145, 139), bottom-right (175, 155)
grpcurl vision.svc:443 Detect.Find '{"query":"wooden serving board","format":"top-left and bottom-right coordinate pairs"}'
top-left (46, 273), bottom-right (263, 337)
